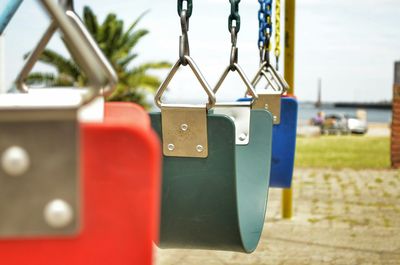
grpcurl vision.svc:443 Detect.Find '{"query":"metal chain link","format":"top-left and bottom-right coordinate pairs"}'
top-left (258, 0), bottom-right (273, 63)
top-left (177, 0), bottom-right (193, 18)
top-left (228, 0), bottom-right (241, 33)
top-left (274, 0), bottom-right (281, 70)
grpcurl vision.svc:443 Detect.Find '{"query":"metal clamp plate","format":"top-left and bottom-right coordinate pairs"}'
top-left (0, 107), bottom-right (80, 238)
top-left (213, 102), bottom-right (251, 145)
top-left (161, 106), bottom-right (208, 158)
top-left (252, 93), bottom-right (281, 124)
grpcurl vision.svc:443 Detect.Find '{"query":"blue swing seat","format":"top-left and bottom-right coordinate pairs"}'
top-left (270, 97), bottom-right (298, 188)
top-left (238, 97), bottom-right (298, 188)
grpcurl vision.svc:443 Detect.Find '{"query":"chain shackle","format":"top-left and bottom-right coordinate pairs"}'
top-left (230, 27), bottom-right (238, 69)
top-left (177, 0), bottom-right (193, 18)
top-left (228, 0), bottom-right (241, 34)
top-left (178, 0), bottom-right (192, 65)
top-left (179, 9), bottom-right (190, 65)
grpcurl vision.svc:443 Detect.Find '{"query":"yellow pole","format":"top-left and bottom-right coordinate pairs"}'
top-left (284, 0), bottom-right (296, 95)
top-left (282, 0), bottom-right (296, 219)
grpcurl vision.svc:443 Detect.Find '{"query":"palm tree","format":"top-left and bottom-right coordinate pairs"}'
top-left (26, 6), bottom-right (171, 109)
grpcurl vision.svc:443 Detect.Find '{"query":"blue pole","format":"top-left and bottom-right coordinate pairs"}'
top-left (0, 0), bottom-right (23, 35)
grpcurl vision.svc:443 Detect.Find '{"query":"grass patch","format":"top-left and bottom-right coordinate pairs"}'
top-left (375, 177), bottom-right (383, 184)
top-left (295, 136), bottom-right (390, 169)
top-left (307, 218), bottom-right (321, 223)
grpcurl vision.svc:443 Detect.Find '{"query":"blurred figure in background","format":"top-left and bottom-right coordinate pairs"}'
top-left (311, 111), bottom-right (325, 127)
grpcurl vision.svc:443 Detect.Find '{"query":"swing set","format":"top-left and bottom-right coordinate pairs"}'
top-left (0, 0), bottom-right (298, 263)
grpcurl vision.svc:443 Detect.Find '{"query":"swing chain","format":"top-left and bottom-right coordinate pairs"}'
top-left (228, 0), bottom-right (240, 68)
top-left (258, 0), bottom-right (273, 64)
top-left (274, 0), bottom-right (281, 70)
top-left (179, 5), bottom-right (190, 65)
top-left (228, 0), bottom-right (241, 34)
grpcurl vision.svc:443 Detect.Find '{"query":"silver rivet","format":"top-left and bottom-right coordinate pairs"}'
top-left (44, 199), bottom-right (73, 228)
top-left (264, 104), bottom-right (269, 110)
top-left (238, 133), bottom-right (248, 141)
top-left (273, 116), bottom-right (277, 122)
top-left (1, 146), bottom-right (30, 177)
top-left (168, 144), bottom-right (175, 151)
top-left (181, 124), bottom-right (188, 131)
top-left (196, 145), bottom-right (204, 153)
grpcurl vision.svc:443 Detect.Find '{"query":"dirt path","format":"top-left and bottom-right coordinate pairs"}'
top-left (156, 169), bottom-right (400, 265)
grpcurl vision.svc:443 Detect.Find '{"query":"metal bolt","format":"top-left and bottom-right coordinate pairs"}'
top-left (273, 116), bottom-right (277, 122)
top-left (1, 146), bottom-right (30, 177)
top-left (44, 199), bottom-right (73, 228)
top-left (196, 145), bottom-right (204, 153)
top-left (264, 104), bottom-right (269, 110)
top-left (168, 144), bottom-right (175, 151)
top-left (238, 133), bottom-right (248, 141)
top-left (181, 124), bottom-right (188, 131)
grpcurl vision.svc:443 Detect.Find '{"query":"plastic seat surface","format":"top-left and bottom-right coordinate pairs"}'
top-left (238, 97), bottom-right (298, 188)
top-left (270, 97), bottom-right (298, 188)
top-left (0, 102), bottom-right (161, 265)
top-left (150, 110), bottom-right (272, 253)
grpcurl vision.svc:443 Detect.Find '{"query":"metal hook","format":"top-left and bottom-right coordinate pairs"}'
top-left (179, 10), bottom-right (190, 65)
top-left (230, 27), bottom-right (238, 69)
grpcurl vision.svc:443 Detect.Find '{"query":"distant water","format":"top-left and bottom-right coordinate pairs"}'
top-left (151, 98), bottom-right (392, 124)
top-left (299, 102), bottom-right (392, 124)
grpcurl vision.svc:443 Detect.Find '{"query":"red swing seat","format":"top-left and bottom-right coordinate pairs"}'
top-left (0, 102), bottom-right (161, 265)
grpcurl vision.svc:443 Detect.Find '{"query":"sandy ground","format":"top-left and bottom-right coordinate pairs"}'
top-left (367, 123), bottom-right (391, 137)
top-left (156, 168), bottom-right (400, 265)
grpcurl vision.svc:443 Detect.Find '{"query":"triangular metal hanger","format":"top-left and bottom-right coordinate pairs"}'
top-left (14, 0), bottom-right (117, 103)
top-left (155, 8), bottom-right (215, 110)
top-left (212, 26), bottom-right (258, 145)
top-left (213, 27), bottom-right (258, 101)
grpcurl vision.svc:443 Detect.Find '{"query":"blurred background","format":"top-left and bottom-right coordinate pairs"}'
top-left (1, 1), bottom-right (399, 109)
top-left (1, 1), bottom-right (399, 264)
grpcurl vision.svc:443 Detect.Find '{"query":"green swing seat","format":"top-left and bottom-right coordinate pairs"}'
top-left (151, 4), bottom-right (273, 250)
top-left (151, 67), bottom-right (274, 251)
top-left (151, 109), bottom-right (272, 252)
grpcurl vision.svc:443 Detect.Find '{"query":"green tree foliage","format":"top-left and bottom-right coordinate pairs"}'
top-left (26, 6), bottom-right (171, 109)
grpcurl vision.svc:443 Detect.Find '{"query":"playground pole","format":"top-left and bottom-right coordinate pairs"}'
top-left (391, 62), bottom-right (400, 168)
top-left (282, 0), bottom-right (296, 219)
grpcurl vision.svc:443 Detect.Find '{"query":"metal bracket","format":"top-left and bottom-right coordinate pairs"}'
top-left (213, 102), bottom-right (251, 145)
top-left (161, 106), bottom-right (208, 158)
top-left (252, 93), bottom-right (281, 124)
top-left (0, 98), bottom-right (80, 238)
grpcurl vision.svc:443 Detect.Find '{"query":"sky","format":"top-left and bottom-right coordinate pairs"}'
top-left (1, 0), bottom-right (399, 103)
